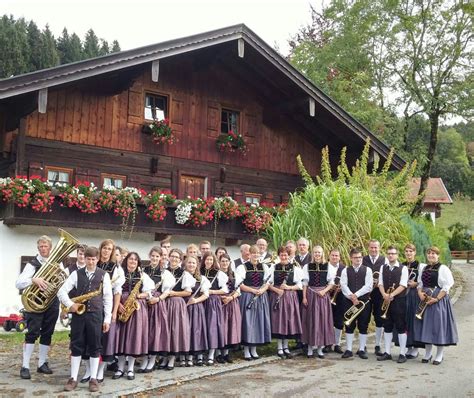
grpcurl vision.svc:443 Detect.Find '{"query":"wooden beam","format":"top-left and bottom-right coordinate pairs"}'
top-left (38, 88), bottom-right (48, 114)
top-left (309, 97), bottom-right (316, 117)
top-left (151, 60), bottom-right (160, 83)
top-left (238, 39), bottom-right (245, 58)
top-left (15, 118), bottom-right (27, 175)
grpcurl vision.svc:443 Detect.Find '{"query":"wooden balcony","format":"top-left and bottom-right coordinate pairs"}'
top-left (0, 202), bottom-right (251, 241)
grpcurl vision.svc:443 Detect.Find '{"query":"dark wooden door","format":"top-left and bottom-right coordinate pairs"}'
top-left (179, 174), bottom-right (207, 198)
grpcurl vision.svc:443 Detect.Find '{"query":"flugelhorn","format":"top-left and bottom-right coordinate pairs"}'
top-left (372, 271), bottom-right (380, 289)
top-left (330, 275), bottom-right (341, 306)
top-left (381, 284), bottom-right (395, 320)
top-left (343, 299), bottom-right (370, 326)
top-left (415, 288), bottom-right (434, 320)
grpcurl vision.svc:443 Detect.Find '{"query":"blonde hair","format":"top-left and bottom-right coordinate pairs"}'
top-left (37, 235), bottom-right (52, 247)
top-left (311, 245), bottom-right (326, 263)
top-left (99, 239), bottom-right (116, 263)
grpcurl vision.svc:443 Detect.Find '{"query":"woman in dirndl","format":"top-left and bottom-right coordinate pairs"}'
top-left (236, 245), bottom-right (272, 360)
top-left (113, 252), bottom-right (154, 380)
top-left (301, 245), bottom-right (336, 358)
top-left (219, 253), bottom-right (242, 363)
top-left (163, 249), bottom-right (195, 370)
top-left (202, 253), bottom-right (229, 365)
top-left (185, 255), bottom-right (210, 366)
top-left (268, 246), bottom-right (303, 359)
top-left (414, 246), bottom-right (458, 365)
top-left (137, 246), bottom-right (174, 373)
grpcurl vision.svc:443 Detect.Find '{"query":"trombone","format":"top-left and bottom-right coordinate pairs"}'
top-left (380, 284), bottom-right (395, 320)
top-left (343, 299), bottom-right (370, 326)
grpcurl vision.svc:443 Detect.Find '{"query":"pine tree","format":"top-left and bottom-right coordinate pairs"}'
top-left (56, 28), bottom-right (70, 64)
top-left (27, 20), bottom-right (42, 71)
top-left (99, 39), bottom-right (109, 56)
top-left (83, 29), bottom-right (100, 58)
top-left (39, 24), bottom-right (59, 69)
top-left (0, 15), bottom-right (29, 78)
top-left (68, 33), bottom-right (83, 62)
top-left (111, 40), bottom-right (121, 53)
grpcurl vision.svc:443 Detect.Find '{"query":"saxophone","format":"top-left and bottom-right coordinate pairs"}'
top-left (60, 283), bottom-right (103, 327)
top-left (118, 277), bottom-right (142, 323)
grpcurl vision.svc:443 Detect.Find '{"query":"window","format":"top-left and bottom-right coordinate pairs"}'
top-left (46, 166), bottom-right (72, 184)
top-left (144, 93), bottom-right (168, 121)
top-left (101, 173), bottom-right (126, 189)
top-left (245, 193), bottom-right (261, 206)
top-left (221, 109), bottom-right (240, 134)
top-left (179, 174), bottom-right (208, 199)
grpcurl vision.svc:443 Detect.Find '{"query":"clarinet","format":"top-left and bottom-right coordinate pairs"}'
top-left (190, 272), bottom-right (219, 300)
top-left (246, 274), bottom-right (272, 310)
top-left (273, 276), bottom-right (288, 310)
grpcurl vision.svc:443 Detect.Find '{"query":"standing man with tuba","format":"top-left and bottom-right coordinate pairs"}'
top-left (16, 235), bottom-right (64, 379)
top-left (377, 246), bottom-right (409, 363)
top-left (340, 247), bottom-right (373, 359)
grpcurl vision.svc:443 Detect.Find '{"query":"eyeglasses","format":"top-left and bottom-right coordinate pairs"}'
top-left (351, 256), bottom-right (362, 259)
top-left (169, 255), bottom-right (181, 259)
top-left (387, 252), bottom-right (398, 255)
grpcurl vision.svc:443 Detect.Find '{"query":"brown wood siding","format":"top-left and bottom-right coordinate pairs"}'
top-left (24, 56), bottom-right (320, 176)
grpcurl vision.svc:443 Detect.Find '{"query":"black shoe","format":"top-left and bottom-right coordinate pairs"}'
top-left (127, 371), bottom-right (135, 380)
top-left (165, 364), bottom-right (174, 371)
top-left (244, 356), bottom-right (252, 361)
top-left (357, 350), bottom-right (368, 359)
top-left (322, 345), bottom-right (332, 353)
top-left (377, 353), bottom-right (392, 361)
top-left (136, 369), bottom-right (146, 374)
top-left (112, 370), bottom-right (124, 380)
top-left (421, 355), bottom-right (432, 364)
top-left (80, 376), bottom-right (90, 383)
top-left (433, 360), bottom-right (442, 365)
top-left (306, 353), bottom-right (314, 358)
top-left (251, 354), bottom-right (260, 360)
top-left (196, 359), bottom-right (204, 366)
top-left (397, 355), bottom-right (407, 364)
top-left (97, 378), bottom-right (104, 383)
top-left (37, 362), bottom-right (53, 374)
top-left (284, 351), bottom-right (293, 359)
top-left (295, 342), bottom-right (303, 349)
top-left (277, 350), bottom-right (285, 359)
top-left (107, 361), bottom-right (119, 372)
top-left (215, 355), bottom-right (225, 364)
top-left (158, 359), bottom-right (167, 369)
top-left (334, 345), bottom-right (343, 354)
top-left (317, 354), bottom-right (325, 359)
top-left (179, 360), bottom-right (186, 367)
top-left (406, 353), bottom-right (419, 359)
top-left (223, 355), bottom-right (233, 364)
top-left (20, 367), bottom-right (31, 379)
top-left (341, 350), bottom-right (353, 359)
top-left (374, 346), bottom-right (383, 357)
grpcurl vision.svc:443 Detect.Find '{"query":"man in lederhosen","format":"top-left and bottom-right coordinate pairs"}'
top-left (362, 239), bottom-right (386, 355)
top-left (377, 246), bottom-right (409, 363)
top-left (16, 235), bottom-right (62, 379)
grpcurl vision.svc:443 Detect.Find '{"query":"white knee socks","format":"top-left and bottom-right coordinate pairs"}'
top-left (384, 332), bottom-right (393, 355)
top-left (375, 327), bottom-right (383, 347)
top-left (334, 328), bottom-right (342, 345)
top-left (147, 355), bottom-right (156, 370)
top-left (97, 362), bottom-right (106, 380)
top-left (70, 356), bottom-right (82, 381)
top-left (82, 360), bottom-right (91, 379)
top-left (435, 346), bottom-right (444, 362)
top-left (398, 333), bottom-right (407, 356)
top-left (208, 349), bottom-right (216, 360)
top-left (89, 357), bottom-right (100, 380)
top-left (424, 344), bottom-right (433, 360)
top-left (346, 333), bottom-right (354, 352)
top-left (127, 357), bottom-right (135, 372)
top-left (38, 344), bottom-right (49, 367)
top-left (250, 346), bottom-right (258, 357)
top-left (22, 343), bottom-right (35, 369)
top-left (139, 355), bottom-right (148, 370)
top-left (359, 334), bottom-right (368, 352)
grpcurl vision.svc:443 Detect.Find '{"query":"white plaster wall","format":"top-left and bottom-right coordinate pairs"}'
top-left (0, 223), bottom-right (240, 315)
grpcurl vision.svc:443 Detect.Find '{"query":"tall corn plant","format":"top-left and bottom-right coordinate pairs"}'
top-left (265, 141), bottom-right (417, 264)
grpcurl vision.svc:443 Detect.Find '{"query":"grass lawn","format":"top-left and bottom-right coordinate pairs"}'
top-left (437, 195), bottom-right (474, 232)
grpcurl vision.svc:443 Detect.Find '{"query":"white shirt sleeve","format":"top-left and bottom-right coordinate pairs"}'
top-left (327, 265), bottom-right (337, 285)
top-left (141, 273), bottom-right (155, 297)
top-left (199, 275), bottom-right (211, 298)
top-left (217, 271), bottom-right (229, 293)
top-left (102, 273), bottom-right (113, 324)
top-left (268, 266), bottom-right (275, 285)
top-left (161, 270), bottom-right (174, 292)
top-left (302, 264), bottom-right (309, 287)
top-left (57, 271), bottom-right (78, 309)
top-left (263, 263), bottom-right (272, 284)
top-left (417, 263), bottom-right (428, 289)
top-left (235, 264), bottom-right (246, 284)
top-left (292, 266), bottom-right (304, 290)
top-left (378, 264), bottom-right (385, 287)
top-left (15, 263), bottom-right (36, 290)
top-left (438, 264), bottom-right (454, 293)
top-left (340, 268), bottom-right (351, 298)
top-left (182, 271), bottom-right (196, 292)
top-left (354, 267), bottom-right (373, 298)
top-left (399, 265), bottom-right (409, 288)
top-left (111, 266), bottom-right (125, 295)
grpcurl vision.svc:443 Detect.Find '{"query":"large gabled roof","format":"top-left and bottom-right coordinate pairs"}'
top-left (0, 24), bottom-right (404, 169)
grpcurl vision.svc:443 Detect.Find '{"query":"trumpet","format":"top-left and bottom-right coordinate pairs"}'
top-left (415, 288), bottom-right (434, 320)
top-left (380, 284), bottom-right (395, 320)
top-left (372, 271), bottom-right (380, 288)
top-left (330, 276), bottom-right (341, 306)
top-left (343, 299), bottom-right (370, 326)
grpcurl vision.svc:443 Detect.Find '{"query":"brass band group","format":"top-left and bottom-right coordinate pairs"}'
top-left (16, 233), bottom-right (459, 393)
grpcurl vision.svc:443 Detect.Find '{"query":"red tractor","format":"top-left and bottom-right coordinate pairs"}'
top-left (0, 313), bottom-right (27, 332)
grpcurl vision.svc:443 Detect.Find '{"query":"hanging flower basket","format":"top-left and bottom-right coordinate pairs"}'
top-left (216, 130), bottom-right (247, 154)
top-left (143, 119), bottom-right (176, 145)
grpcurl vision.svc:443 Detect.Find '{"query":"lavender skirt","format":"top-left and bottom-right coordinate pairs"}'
top-left (167, 297), bottom-right (190, 354)
top-left (148, 291), bottom-right (170, 354)
top-left (239, 291), bottom-right (271, 346)
top-left (301, 287), bottom-right (336, 347)
top-left (406, 287), bottom-right (424, 348)
top-left (269, 290), bottom-right (302, 338)
top-left (101, 320), bottom-right (119, 362)
top-left (413, 287), bottom-right (458, 346)
top-left (205, 295), bottom-right (227, 349)
top-left (187, 301), bottom-right (208, 353)
top-left (115, 295), bottom-right (149, 356)
top-left (223, 297), bottom-right (242, 347)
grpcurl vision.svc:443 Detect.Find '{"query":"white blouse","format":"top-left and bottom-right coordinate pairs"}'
top-left (417, 263), bottom-right (454, 293)
top-left (159, 269), bottom-right (175, 293)
top-left (270, 264), bottom-right (304, 290)
top-left (181, 270), bottom-right (197, 292)
top-left (301, 264), bottom-right (333, 287)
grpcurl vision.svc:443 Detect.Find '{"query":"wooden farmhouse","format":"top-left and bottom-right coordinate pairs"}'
top-left (0, 24), bottom-right (402, 311)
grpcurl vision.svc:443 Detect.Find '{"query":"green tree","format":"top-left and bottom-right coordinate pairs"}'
top-left (111, 40), bottom-right (121, 53)
top-left (99, 39), bottom-right (109, 56)
top-left (38, 24), bottom-right (59, 69)
top-left (83, 29), bottom-right (100, 58)
top-left (27, 20), bottom-right (42, 71)
top-left (57, 29), bottom-right (83, 64)
top-left (0, 15), bottom-right (29, 78)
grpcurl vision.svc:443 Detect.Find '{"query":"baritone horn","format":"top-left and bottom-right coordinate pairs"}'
top-left (22, 229), bottom-right (79, 313)
top-left (343, 299), bottom-right (370, 326)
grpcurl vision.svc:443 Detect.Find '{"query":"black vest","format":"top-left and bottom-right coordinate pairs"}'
top-left (98, 261), bottom-right (117, 279)
top-left (122, 269), bottom-right (142, 294)
top-left (346, 266), bottom-right (369, 300)
top-left (233, 258), bottom-right (243, 268)
top-left (295, 253), bottom-right (311, 267)
top-left (382, 264), bottom-right (405, 292)
top-left (30, 257), bottom-right (43, 274)
top-left (145, 266), bottom-right (162, 292)
top-left (170, 267), bottom-right (184, 292)
top-left (403, 260), bottom-right (420, 282)
top-left (203, 269), bottom-right (219, 289)
top-left (307, 262), bottom-right (328, 287)
top-left (362, 255), bottom-right (386, 274)
top-left (243, 261), bottom-right (265, 287)
top-left (76, 267), bottom-right (105, 313)
top-left (421, 263), bottom-right (441, 289)
top-left (273, 263), bottom-right (296, 286)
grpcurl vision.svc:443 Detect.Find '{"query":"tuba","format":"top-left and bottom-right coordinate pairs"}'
top-left (343, 299), bottom-right (370, 326)
top-left (22, 229), bottom-right (79, 313)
